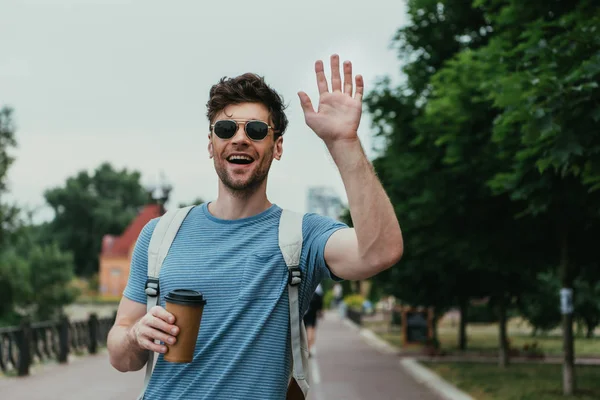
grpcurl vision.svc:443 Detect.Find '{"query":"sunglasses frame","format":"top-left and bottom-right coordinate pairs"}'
top-left (210, 119), bottom-right (279, 142)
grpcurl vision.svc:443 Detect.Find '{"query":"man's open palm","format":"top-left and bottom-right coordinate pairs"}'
top-left (298, 54), bottom-right (363, 144)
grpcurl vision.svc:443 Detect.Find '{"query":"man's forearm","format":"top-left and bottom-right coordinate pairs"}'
top-left (327, 137), bottom-right (403, 269)
top-left (107, 324), bottom-right (149, 372)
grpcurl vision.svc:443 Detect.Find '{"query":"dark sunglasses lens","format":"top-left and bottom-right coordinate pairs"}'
top-left (214, 121), bottom-right (237, 139)
top-left (246, 121), bottom-right (269, 140)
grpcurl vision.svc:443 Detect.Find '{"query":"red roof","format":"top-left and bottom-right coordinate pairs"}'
top-left (101, 204), bottom-right (163, 257)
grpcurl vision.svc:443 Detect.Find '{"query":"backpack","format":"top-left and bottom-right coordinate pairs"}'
top-left (138, 206), bottom-right (310, 400)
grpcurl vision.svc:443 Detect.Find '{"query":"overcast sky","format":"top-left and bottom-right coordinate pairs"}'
top-left (1, 0), bottom-right (408, 222)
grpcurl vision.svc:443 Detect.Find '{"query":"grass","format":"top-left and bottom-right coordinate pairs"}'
top-left (424, 362), bottom-right (600, 400)
top-left (364, 318), bottom-right (600, 356)
top-left (435, 324), bottom-right (600, 356)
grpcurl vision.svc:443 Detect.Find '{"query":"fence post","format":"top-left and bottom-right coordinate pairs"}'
top-left (17, 318), bottom-right (32, 376)
top-left (58, 315), bottom-right (69, 363)
top-left (88, 313), bottom-right (99, 354)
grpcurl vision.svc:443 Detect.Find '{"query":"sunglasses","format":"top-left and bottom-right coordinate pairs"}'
top-left (210, 120), bottom-right (278, 141)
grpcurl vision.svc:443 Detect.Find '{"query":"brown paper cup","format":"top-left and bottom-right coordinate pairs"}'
top-left (163, 289), bottom-right (207, 363)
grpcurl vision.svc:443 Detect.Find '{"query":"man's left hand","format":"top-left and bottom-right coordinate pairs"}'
top-left (298, 54), bottom-right (363, 146)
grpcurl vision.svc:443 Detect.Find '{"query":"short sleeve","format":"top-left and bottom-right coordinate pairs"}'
top-left (123, 218), bottom-right (159, 304)
top-left (300, 213), bottom-right (348, 299)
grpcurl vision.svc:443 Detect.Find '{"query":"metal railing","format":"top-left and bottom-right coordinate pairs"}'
top-left (0, 313), bottom-right (115, 376)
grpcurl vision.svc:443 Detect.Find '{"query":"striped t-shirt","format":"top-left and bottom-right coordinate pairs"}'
top-left (123, 203), bottom-right (346, 400)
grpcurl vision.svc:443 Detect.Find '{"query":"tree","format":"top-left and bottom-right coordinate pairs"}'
top-left (574, 275), bottom-right (600, 339)
top-left (0, 106), bottom-right (19, 247)
top-left (178, 197), bottom-right (205, 208)
top-left (364, 0), bottom-right (539, 360)
top-left (0, 107), bottom-right (77, 324)
top-left (478, 0), bottom-right (600, 392)
top-left (518, 271), bottom-right (562, 335)
top-left (44, 163), bottom-right (149, 276)
top-left (0, 106), bottom-right (23, 325)
top-left (0, 250), bottom-right (30, 325)
top-left (25, 243), bottom-right (78, 320)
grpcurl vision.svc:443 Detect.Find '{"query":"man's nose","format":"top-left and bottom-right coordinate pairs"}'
top-left (231, 123), bottom-right (250, 145)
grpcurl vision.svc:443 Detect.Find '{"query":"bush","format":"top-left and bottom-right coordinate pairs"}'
top-left (323, 290), bottom-right (335, 309)
top-left (344, 294), bottom-right (365, 311)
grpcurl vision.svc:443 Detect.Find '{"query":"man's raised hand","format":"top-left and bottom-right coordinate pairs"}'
top-left (298, 54), bottom-right (364, 146)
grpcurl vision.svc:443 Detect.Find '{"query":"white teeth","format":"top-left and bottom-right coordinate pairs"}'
top-left (228, 155), bottom-right (253, 161)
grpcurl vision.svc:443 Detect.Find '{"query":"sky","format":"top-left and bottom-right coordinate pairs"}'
top-left (1, 0), bottom-right (408, 223)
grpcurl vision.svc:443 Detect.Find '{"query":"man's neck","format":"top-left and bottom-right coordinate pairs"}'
top-left (208, 184), bottom-right (272, 220)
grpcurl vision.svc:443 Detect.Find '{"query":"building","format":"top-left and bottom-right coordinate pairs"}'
top-left (98, 203), bottom-right (164, 298)
top-left (306, 186), bottom-right (343, 220)
top-left (98, 182), bottom-right (171, 298)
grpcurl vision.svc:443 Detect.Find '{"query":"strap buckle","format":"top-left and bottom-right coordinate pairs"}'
top-left (145, 278), bottom-right (160, 297)
top-left (288, 267), bottom-right (302, 286)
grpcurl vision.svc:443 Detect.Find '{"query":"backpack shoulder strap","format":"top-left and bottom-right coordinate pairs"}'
top-left (138, 205), bottom-right (195, 400)
top-left (279, 209), bottom-right (310, 399)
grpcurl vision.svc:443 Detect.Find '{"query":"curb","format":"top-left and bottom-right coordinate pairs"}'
top-left (399, 358), bottom-right (474, 400)
top-left (343, 318), bottom-right (398, 355)
top-left (347, 319), bottom-right (474, 400)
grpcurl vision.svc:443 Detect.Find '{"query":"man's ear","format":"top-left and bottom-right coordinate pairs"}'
top-left (273, 136), bottom-right (283, 160)
top-left (208, 134), bottom-right (214, 159)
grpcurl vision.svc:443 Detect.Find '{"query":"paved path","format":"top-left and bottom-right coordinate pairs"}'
top-left (0, 352), bottom-right (144, 400)
top-left (307, 313), bottom-right (442, 400)
top-left (0, 313), bottom-right (442, 400)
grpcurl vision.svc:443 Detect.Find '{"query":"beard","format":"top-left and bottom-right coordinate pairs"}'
top-left (214, 148), bottom-right (274, 198)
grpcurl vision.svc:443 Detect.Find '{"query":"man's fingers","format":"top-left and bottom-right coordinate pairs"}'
top-left (355, 74), bottom-right (364, 101)
top-left (343, 61), bottom-right (353, 95)
top-left (140, 337), bottom-right (168, 354)
top-left (150, 305), bottom-right (175, 324)
top-left (143, 326), bottom-right (177, 346)
top-left (330, 54), bottom-right (342, 92)
top-left (147, 314), bottom-right (179, 337)
top-left (298, 91), bottom-right (315, 115)
top-left (315, 60), bottom-right (329, 94)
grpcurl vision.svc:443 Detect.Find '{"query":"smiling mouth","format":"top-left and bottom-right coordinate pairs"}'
top-left (227, 155), bottom-right (254, 165)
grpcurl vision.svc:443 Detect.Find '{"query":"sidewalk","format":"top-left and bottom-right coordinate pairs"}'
top-left (307, 312), bottom-right (443, 400)
top-left (0, 312), bottom-right (445, 400)
top-left (0, 351), bottom-right (144, 400)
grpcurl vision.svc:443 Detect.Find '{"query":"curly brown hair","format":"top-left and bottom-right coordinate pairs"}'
top-left (206, 73), bottom-right (288, 139)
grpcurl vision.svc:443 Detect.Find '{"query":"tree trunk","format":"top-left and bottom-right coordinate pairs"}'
top-left (458, 297), bottom-right (468, 351)
top-left (498, 297), bottom-right (509, 368)
top-left (562, 312), bottom-right (575, 394)
top-left (431, 309), bottom-right (439, 341)
top-left (559, 231), bottom-right (575, 395)
top-left (586, 324), bottom-right (594, 339)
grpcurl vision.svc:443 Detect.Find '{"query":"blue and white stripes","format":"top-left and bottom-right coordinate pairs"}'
top-left (124, 203), bottom-right (346, 400)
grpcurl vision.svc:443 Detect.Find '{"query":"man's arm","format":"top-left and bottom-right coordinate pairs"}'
top-left (324, 139), bottom-right (402, 280)
top-left (107, 297), bottom-right (179, 372)
top-left (298, 54), bottom-right (403, 281)
top-left (107, 297), bottom-right (149, 372)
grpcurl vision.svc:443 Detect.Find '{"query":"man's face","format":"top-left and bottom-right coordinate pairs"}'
top-left (208, 102), bottom-right (283, 194)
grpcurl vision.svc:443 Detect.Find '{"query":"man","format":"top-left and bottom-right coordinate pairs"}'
top-left (303, 283), bottom-right (324, 356)
top-left (107, 54), bottom-right (403, 399)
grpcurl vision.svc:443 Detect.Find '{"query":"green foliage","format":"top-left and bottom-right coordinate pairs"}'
top-left (26, 243), bottom-right (79, 320)
top-left (178, 197), bottom-right (205, 208)
top-left (0, 249), bottom-right (30, 322)
top-left (574, 274), bottom-right (600, 338)
top-left (0, 106), bottom-right (22, 325)
top-left (0, 106), bottom-right (79, 323)
top-left (518, 272), bottom-right (562, 334)
top-left (468, 302), bottom-right (500, 324)
top-left (367, 4), bottom-right (599, 379)
top-left (343, 294), bottom-right (365, 311)
top-left (44, 162), bottom-right (149, 276)
top-left (0, 107), bottom-right (16, 197)
top-left (323, 290), bottom-right (334, 309)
